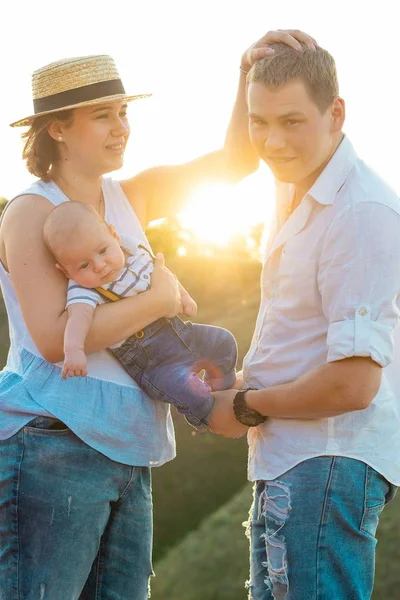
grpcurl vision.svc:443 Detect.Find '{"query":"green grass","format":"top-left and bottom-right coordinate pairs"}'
top-left (152, 257), bottom-right (261, 560)
top-left (152, 416), bottom-right (248, 561)
top-left (152, 484), bottom-right (400, 600)
top-left (151, 484), bottom-right (253, 600)
top-left (373, 494), bottom-right (400, 599)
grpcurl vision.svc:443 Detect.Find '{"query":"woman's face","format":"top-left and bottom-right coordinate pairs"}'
top-left (57, 100), bottom-right (130, 176)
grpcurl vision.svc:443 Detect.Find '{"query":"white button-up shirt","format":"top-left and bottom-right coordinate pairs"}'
top-left (243, 136), bottom-right (400, 485)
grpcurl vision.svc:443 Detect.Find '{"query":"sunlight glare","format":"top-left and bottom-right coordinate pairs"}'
top-left (178, 183), bottom-right (259, 245)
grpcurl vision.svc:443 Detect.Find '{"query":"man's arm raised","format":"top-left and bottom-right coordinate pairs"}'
top-left (121, 29), bottom-right (317, 228)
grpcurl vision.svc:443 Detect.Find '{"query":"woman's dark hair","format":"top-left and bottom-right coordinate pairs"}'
top-left (21, 110), bottom-right (74, 181)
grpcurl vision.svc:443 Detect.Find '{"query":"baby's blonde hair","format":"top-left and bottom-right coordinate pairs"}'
top-left (43, 201), bottom-right (107, 262)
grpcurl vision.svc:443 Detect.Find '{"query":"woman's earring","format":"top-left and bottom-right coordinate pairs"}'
top-left (57, 136), bottom-right (62, 142)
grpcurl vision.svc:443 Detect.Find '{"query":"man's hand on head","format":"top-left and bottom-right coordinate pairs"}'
top-left (241, 29), bottom-right (317, 73)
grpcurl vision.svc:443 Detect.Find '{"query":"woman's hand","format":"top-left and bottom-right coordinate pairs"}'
top-left (163, 267), bottom-right (198, 317)
top-left (177, 282), bottom-right (198, 317)
top-left (241, 29), bottom-right (317, 72)
top-left (208, 389), bottom-right (249, 438)
top-left (149, 253), bottom-right (182, 318)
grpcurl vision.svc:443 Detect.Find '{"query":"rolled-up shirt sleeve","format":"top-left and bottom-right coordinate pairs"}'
top-left (318, 201), bottom-right (400, 367)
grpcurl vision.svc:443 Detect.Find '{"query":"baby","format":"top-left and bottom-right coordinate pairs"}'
top-left (43, 201), bottom-right (238, 429)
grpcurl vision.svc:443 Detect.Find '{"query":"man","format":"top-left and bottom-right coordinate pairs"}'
top-left (210, 42), bottom-right (400, 599)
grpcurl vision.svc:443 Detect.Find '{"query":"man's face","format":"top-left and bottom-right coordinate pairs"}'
top-left (248, 79), bottom-right (338, 184)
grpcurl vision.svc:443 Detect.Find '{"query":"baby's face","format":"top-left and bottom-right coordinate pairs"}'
top-left (57, 222), bottom-right (126, 288)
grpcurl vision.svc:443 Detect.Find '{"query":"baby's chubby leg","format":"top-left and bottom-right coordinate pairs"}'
top-left (113, 319), bottom-right (237, 429)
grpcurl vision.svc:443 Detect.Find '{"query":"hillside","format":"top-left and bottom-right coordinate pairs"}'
top-left (152, 483), bottom-right (400, 600)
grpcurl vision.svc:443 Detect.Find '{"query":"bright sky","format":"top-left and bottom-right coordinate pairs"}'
top-left (1, 0), bottom-right (399, 242)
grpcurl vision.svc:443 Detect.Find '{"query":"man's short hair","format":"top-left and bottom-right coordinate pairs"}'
top-left (248, 43), bottom-right (339, 113)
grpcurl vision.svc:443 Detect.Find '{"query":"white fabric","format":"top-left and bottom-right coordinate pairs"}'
top-left (243, 136), bottom-right (400, 485)
top-left (0, 178), bottom-right (148, 387)
top-left (66, 234), bottom-right (154, 310)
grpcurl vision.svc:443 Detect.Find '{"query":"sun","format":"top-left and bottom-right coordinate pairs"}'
top-left (178, 182), bottom-right (265, 246)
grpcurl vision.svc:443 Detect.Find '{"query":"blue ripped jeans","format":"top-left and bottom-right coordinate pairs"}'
top-left (0, 417), bottom-right (153, 600)
top-left (247, 456), bottom-right (397, 600)
top-left (112, 316), bottom-right (237, 429)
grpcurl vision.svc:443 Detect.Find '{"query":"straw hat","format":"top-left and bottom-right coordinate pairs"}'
top-left (10, 54), bottom-right (150, 127)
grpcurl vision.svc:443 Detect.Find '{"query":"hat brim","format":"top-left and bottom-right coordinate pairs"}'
top-left (9, 92), bottom-right (151, 127)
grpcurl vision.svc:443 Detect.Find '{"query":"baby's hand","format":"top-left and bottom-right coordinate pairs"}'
top-left (62, 349), bottom-right (88, 380)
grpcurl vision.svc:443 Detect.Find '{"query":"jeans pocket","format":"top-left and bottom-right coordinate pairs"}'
top-left (360, 503), bottom-right (385, 537)
top-left (24, 417), bottom-right (70, 435)
top-left (360, 466), bottom-right (390, 536)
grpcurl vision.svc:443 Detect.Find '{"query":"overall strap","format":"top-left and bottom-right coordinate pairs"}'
top-left (95, 287), bottom-right (121, 302)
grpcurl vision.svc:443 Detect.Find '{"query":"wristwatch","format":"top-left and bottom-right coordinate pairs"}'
top-left (233, 389), bottom-right (267, 427)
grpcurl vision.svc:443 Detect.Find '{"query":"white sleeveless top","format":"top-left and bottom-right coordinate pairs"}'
top-left (0, 178), bottom-right (176, 467)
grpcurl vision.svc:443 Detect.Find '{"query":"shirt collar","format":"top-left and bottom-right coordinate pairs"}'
top-left (307, 135), bottom-right (358, 206)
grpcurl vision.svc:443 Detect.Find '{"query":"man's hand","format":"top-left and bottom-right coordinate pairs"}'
top-left (208, 389), bottom-right (249, 438)
top-left (241, 29), bottom-right (317, 72)
top-left (62, 348), bottom-right (88, 380)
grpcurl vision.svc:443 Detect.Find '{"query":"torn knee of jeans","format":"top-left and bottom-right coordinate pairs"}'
top-left (258, 480), bottom-right (292, 525)
top-left (262, 532), bottom-right (289, 598)
top-left (259, 480), bottom-right (292, 599)
top-left (265, 576), bottom-right (288, 600)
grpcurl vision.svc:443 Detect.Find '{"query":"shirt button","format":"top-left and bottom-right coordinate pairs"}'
top-left (265, 292), bottom-right (272, 300)
top-left (358, 307), bottom-right (368, 316)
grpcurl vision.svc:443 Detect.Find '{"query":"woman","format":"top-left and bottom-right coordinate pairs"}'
top-left (0, 30), bottom-right (315, 599)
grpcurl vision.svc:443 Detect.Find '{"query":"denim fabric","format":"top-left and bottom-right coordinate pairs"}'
top-left (247, 456), bottom-right (397, 600)
top-left (0, 417), bottom-right (153, 600)
top-left (112, 316), bottom-right (237, 429)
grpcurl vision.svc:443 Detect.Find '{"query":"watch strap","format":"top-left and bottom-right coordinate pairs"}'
top-left (233, 388), bottom-right (267, 426)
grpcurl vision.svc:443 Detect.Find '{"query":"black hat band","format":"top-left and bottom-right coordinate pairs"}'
top-left (33, 79), bottom-right (126, 113)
